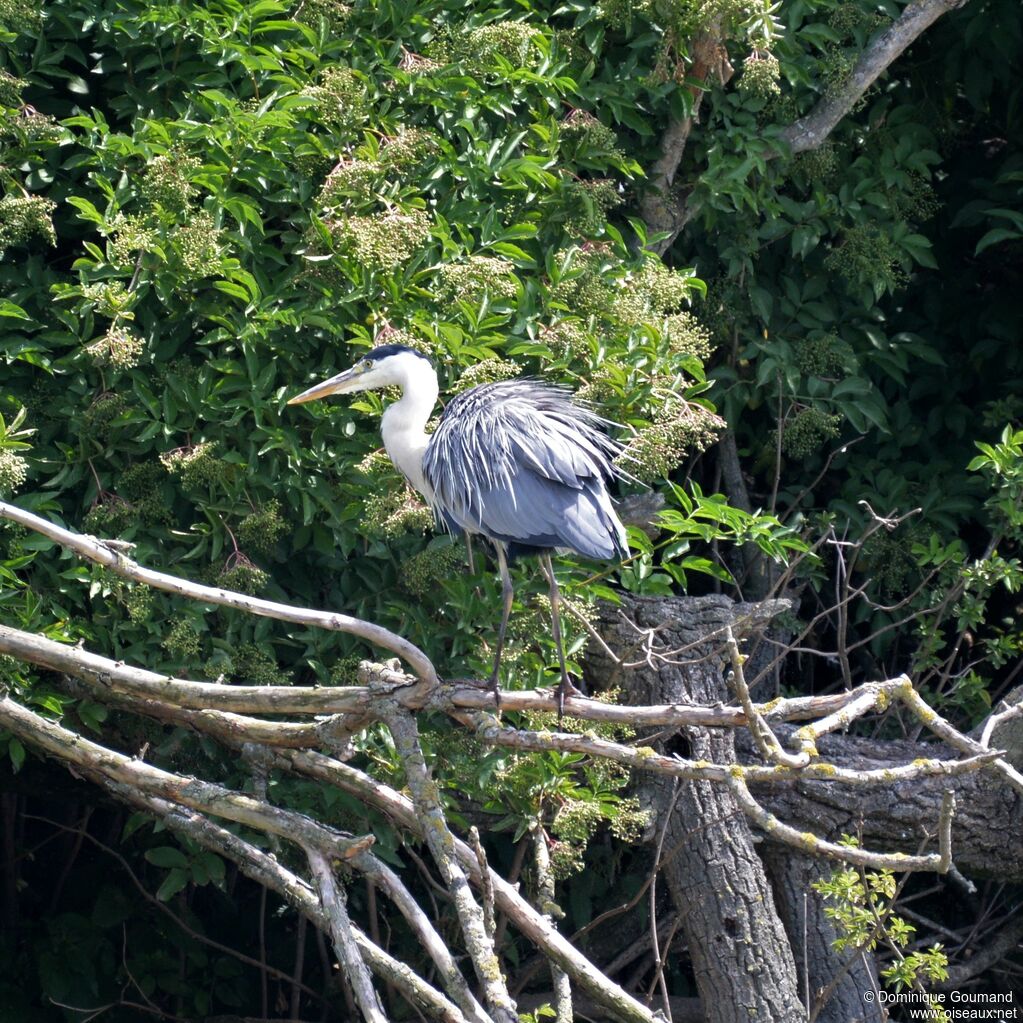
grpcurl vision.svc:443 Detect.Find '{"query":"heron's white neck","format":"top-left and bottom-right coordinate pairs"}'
top-left (379, 358), bottom-right (439, 500)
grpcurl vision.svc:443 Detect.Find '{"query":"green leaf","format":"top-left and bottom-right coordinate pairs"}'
top-left (976, 227), bottom-right (1021, 254)
top-left (0, 300), bottom-right (30, 320)
top-left (145, 846), bottom-right (190, 870)
top-left (156, 867), bottom-right (190, 902)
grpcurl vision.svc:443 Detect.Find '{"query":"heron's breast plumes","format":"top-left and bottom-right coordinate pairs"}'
top-left (422, 379), bottom-right (627, 560)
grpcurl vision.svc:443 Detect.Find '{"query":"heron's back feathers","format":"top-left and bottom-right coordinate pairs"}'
top-left (423, 379), bottom-right (628, 561)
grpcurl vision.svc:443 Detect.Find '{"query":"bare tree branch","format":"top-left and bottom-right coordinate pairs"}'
top-left (0, 500), bottom-right (437, 683)
top-left (0, 618), bottom-right (875, 728)
top-left (385, 710), bottom-right (518, 1023)
top-left (0, 694), bottom-right (374, 859)
top-left (307, 848), bottom-right (389, 1023)
top-left (531, 825), bottom-right (572, 1023)
top-left (778, 0), bottom-right (972, 155)
top-left (126, 790), bottom-right (474, 1023)
top-left (3, 503), bottom-right (1019, 1021)
top-left (280, 749), bottom-right (662, 1023)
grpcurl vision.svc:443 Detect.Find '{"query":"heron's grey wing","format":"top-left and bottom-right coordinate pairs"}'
top-left (423, 380), bottom-right (628, 561)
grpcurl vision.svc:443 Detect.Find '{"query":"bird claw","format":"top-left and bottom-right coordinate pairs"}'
top-left (555, 674), bottom-right (583, 724)
top-left (488, 673), bottom-right (502, 716)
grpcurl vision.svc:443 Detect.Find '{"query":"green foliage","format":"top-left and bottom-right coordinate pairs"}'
top-left (478, 694), bottom-right (650, 879)
top-left (0, 0), bottom-right (1016, 1011)
top-left (0, 404), bottom-right (32, 495)
top-left (902, 428), bottom-right (1023, 717)
top-left (814, 839), bottom-right (950, 1015)
top-left (0, 7), bottom-right (787, 1005)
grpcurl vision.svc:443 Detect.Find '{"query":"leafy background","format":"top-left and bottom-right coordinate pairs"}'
top-left (0, 0), bottom-right (1020, 1016)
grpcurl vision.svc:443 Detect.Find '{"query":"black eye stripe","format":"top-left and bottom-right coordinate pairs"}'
top-left (364, 343), bottom-right (431, 364)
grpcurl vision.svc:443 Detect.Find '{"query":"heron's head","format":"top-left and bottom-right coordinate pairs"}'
top-left (287, 344), bottom-right (435, 405)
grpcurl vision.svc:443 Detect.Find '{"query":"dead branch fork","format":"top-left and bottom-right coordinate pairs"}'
top-left (0, 500), bottom-right (1013, 1023)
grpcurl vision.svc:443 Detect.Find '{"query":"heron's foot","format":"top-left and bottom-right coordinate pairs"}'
top-left (488, 671), bottom-right (503, 715)
top-left (555, 673), bottom-right (584, 723)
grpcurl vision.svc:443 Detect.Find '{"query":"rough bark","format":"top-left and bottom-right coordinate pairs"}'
top-left (639, 26), bottom-right (731, 256)
top-left (744, 729), bottom-right (1023, 882)
top-left (591, 594), bottom-right (805, 1023)
top-left (760, 848), bottom-right (884, 1023)
top-left (778, 0), bottom-right (973, 155)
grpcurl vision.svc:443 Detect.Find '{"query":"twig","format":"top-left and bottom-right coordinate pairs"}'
top-left (531, 825), bottom-right (572, 1023)
top-left (729, 774), bottom-right (955, 873)
top-left (469, 827), bottom-right (496, 940)
top-left (0, 499), bottom-right (437, 683)
top-left (648, 780), bottom-right (680, 1023)
top-left (979, 699), bottom-right (1023, 750)
top-left (385, 710), bottom-right (518, 1023)
top-left (307, 848), bottom-right (388, 1023)
top-left (778, 0), bottom-right (974, 154)
top-left (725, 626), bottom-right (809, 768)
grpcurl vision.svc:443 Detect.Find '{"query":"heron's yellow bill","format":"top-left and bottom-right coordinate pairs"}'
top-left (287, 367), bottom-right (361, 405)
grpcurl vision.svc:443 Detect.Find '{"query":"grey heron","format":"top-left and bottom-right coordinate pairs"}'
top-left (288, 343), bottom-right (628, 712)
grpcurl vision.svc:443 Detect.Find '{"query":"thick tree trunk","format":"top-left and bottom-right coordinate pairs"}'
top-left (591, 594), bottom-right (806, 1023)
top-left (760, 847), bottom-right (884, 1023)
top-left (586, 591), bottom-right (1023, 1023)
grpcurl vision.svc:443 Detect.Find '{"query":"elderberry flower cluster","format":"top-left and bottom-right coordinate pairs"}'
top-left (0, 0), bottom-right (40, 31)
top-left (80, 394), bottom-right (127, 440)
top-left (319, 159), bottom-right (381, 206)
top-left (460, 21), bottom-right (542, 71)
top-left (0, 69), bottom-right (24, 106)
top-left (141, 152), bottom-right (200, 213)
top-left (540, 319), bottom-right (590, 360)
top-left (780, 406), bottom-right (842, 459)
top-left (619, 400), bottom-right (724, 482)
top-left (108, 214), bottom-right (156, 265)
top-left (561, 178), bottom-right (623, 237)
top-left (0, 193), bottom-right (56, 248)
top-left (824, 225), bottom-right (908, 296)
top-left (400, 543), bottom-right (465, 597)
top-left (161, 442), bottom-right (229, 490)
top-left (237, 500), bottom-right (288, 555)
top-left (738, 53), bottom-right (781, 98)
top-left (0, 449), bottom-right (27, 494)
top-left (794, 334), bottom-right (852, 378)
top-left (451, 359), bottom-right (520, 393)
top-left (439, 255), bottom-right (519, 303)
top-left (363, 490), bottom-right (434, 538)
top-left (331, 207), bottom-right (431, 268)
top-left (217, 555), bottom-right (269, 595)
top-left (163, 618), bottom-right (202, 661)
top-left (380, 128), bottom-right (439, 170)
top-left (85, 325), bottom-right (145, 370)
top-left (560, 110), bottom-right (622, 159)
top-left (175, 211), bottom-right (226, 278)
top-left (551, 246), bottom-right (618, 317)
top-left (83, 496), bottom-right (136, 537)
top-left (661, 311), bottom-right (714, 361)
top-left (310, 66), bottom-right (366, 128)
top-left (294, 0), bottom-right (350, 30)
top-left (613, 258), bottom-right (694, 321)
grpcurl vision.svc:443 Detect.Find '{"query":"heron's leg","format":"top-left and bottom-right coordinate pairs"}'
top-left (539, 552), bottom-right (575, 721)
top-left (464, 532), bottom-right (475, 575)
top-left (489, 543), bottom-right (514, 712)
